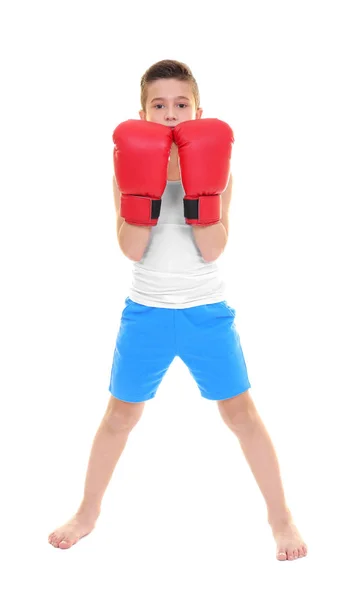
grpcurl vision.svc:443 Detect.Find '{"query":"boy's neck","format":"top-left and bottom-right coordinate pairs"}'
top-left (167, 143), bottom-right (181, 181)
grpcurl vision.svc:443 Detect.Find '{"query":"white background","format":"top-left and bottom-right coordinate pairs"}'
top-left (1, 0), bottom-right (357, 597)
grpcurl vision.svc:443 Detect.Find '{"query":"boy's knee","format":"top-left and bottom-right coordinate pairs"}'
top-left (105, 395), bottom-right (145, 431)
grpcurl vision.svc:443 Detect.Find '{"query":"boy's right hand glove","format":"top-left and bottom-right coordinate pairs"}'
top-left (113, 120), bottom-right (173, 226)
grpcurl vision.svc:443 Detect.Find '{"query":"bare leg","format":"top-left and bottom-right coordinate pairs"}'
top-left (48, 396), bottom-right (145, 549)
top-left (217, 390), bottom-right (308, 561)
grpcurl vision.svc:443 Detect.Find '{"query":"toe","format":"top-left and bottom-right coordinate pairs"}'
top-left (277, 550), bottom-right (287, 561)
top-left (59, 536), bottom-right (79, 549)
top-left (48, 534), bottom-right (57, 545)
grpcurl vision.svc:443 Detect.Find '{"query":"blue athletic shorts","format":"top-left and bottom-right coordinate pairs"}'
top-left (108, 297), bottom-right (251, 403)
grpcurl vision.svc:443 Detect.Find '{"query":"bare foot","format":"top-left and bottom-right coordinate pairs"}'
top-left (48, 510), bottom-right (99, 550)
top-left (269, 515), bottom-right (308, 561)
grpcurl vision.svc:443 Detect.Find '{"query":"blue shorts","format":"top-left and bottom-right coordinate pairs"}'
top-left (108, 298), bottom-right (251, 403)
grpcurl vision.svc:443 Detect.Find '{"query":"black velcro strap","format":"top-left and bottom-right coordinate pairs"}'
top-left (183, 198), bottom-right (199, 220)
top-left (151, 198), bottom-right (162, 220)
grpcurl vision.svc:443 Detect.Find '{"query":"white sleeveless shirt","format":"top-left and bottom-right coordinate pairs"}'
top-left (128, 180), bottom-right (227, 308)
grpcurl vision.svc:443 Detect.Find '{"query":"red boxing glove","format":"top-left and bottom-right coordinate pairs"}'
top-left (113, 120), bottom-right (173, 226)
top-left (173, 119), bottom-right (234, 226)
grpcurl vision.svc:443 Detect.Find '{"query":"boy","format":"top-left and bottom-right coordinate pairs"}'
top-left (48, 59), bottom-right (307, 561)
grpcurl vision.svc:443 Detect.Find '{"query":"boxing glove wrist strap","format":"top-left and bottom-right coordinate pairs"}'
top-left (183, 195), bottom-right (221, 226)
top-left (121, 194), bottom-right (162, 227)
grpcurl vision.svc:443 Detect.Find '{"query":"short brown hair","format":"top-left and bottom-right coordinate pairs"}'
top-left (140, 59), bottom-right (200, 111)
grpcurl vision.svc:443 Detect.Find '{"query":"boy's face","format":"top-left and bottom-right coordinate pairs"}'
top-left (139, 78), bottom-right (203, 126)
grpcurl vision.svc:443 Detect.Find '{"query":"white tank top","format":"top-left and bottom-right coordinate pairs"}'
top-left (128, 180), bottom-right (227, 308)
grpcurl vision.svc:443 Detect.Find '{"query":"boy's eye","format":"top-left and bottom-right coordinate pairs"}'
top-left (153, 104), bottom-right (188, 109)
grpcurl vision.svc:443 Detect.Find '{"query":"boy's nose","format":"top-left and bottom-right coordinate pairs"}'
top-left (165, 114), bottom-right (177, 123)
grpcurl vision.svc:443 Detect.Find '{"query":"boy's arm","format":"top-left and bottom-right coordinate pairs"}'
top-left (112, 174), bottom-right (125, 229)
top-left (112, 175), bottom-right (151, 262)
top-left (220, 172), bottom-right (232, 237)
top-left (192, 172), bottom-right (232, 262)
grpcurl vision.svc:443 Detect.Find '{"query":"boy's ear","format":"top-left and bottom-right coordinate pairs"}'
top-left (196, 108), bottom-right (203, 119)
top-left (139, 110), bottom-right (146, 120)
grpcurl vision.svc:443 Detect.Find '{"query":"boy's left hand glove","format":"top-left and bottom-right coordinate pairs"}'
top-left (172, 119), bottom-right (234, 226)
